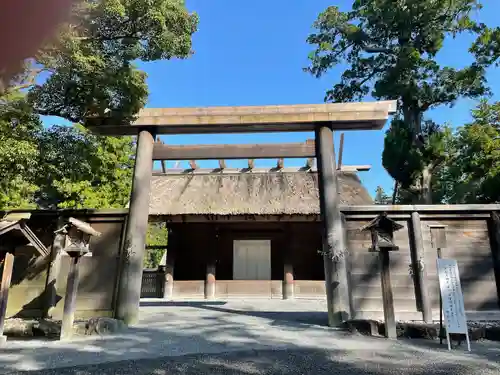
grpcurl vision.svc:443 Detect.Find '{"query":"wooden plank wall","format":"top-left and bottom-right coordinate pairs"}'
top-left (422, 218), bottom-right (497, 311)
top-left (345, 219), bottom-right (418, 319)
top-left (343, 206), bottom-right (500, 319)
top-left (51, 217), bottom-right (126, 319)
top-left (1, 210), bottom-right (127, 319)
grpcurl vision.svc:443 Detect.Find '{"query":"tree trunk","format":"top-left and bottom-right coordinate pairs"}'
top-left (402, 104), bottom-right (423, 135)
top-left (392, 180), bottom-right (399, 204)
top-left (420, 165), bottom-right (433, 204)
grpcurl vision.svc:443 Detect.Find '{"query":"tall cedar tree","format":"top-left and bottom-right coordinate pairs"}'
top-left (306, 0), bottom-right (489, 203)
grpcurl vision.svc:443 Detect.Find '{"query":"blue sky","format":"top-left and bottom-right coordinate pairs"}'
top-left (45, 0), bottom-right (500, 197)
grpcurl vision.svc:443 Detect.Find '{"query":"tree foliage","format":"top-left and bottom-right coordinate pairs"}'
top-left (306, 0), bottom-right (490, 203)
top-left (36, 125), bottom-right (135, 209)
top-left (144, 222), bottom-right (169, 268)
top-left (1, 0), bottom-right (199, 211)
top-left (0, 93), bottom-right (41, 209)
top-left (383, 118), bottom-right (451, 203)
top-left (433, 100), bottom-right (500, 204)
top-left (0, 95), bottom-right (135, 210)
top-left (306, 1), bottom-right (488, 126)
top-left (28, 0), bottom-right (198, 123)
top-left (471, 26), bottom-right (500, 67)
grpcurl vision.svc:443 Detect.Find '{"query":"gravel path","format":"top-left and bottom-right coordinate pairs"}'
top-left (3, 347), bottom-right (500, 375)
top-left (1, 299), bottom-right (499, 374)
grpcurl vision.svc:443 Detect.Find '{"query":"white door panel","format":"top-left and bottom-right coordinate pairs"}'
top-left (233, 240), bottom-right (271, 280)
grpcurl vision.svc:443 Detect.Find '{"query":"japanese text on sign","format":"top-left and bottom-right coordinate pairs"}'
top-left (436, 259), bottom-right (468, 334)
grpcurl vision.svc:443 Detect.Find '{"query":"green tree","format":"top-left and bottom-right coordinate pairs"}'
top-left (471, 26), bottom-right (500, 67)
top-left (374, 186), bottom-right (392, 205)
top-left (28, 0), bottom-right (198, 123)
top-left (144, 222), bottom-right (169, 268)
top-left (434, 100), bottom-right (500, 204)
top-left (305, 0), bottom-right (489, 203)
top-left (382, 119), bottom-right (451, 204)
top-left (0, 92), bottom-right (41, 209)
top-left (36, 124), bottom-right (135, 209)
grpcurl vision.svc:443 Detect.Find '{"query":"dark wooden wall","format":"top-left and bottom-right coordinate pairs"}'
top-left (162, 205), bottom-right (500, 318)
top-left (168, 222), bottom-right (323, 281)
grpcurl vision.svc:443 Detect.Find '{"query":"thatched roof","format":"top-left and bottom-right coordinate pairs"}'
top-left (149, 170), bottom-right (372, 216)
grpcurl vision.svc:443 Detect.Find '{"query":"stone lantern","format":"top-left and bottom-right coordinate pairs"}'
top-left (59, 218), bottom-right (101, 340)
top-left (360, 213), bottom-right (403, 339)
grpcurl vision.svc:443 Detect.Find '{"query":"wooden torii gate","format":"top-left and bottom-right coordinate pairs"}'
top-left (86, 101), bottom-right (397, 326)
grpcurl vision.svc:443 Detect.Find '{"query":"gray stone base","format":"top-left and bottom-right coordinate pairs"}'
top-left (342, 319), bottom-right (500, 342)
top-left (4, 317), bottom-right (126, 339)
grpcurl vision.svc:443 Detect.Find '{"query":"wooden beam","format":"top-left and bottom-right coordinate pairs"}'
top-left (116, 129), bottom-right (156, 325)
top-left (0, 252), bottom-right (14, 345)
top-left (379, 249), bottom-right (397, 339)
top-left (154, 165), bottom-right (369, 175)
top-left (340, 204), bottom-right (500, 212)
top-left (44, 217), bottom-right (65, 319)
top-left (315, 125), bottom-right (351, 326)
top-left (152, 140), bottom-right (316, 161)
top-left (161, 160), bottom-right (167, 173)
top-left (189, 160), bottom-right (198, 170)
top-left (489, 212), bottom-right (500, 308)
top-left (339, 165), bottom-right (371, 172)
top-left (337, 133), bottom-right (345, 170)
top-left (218, 160), bottom-right (226, 169)
top-left (305, 158), bottom-right (314, 169)
top-left (411, 212), bottom-right (432, 323)
top-left (85, 101), bottom-right (398, 136)
top-left (276, 158), bottom-right (284, 170)
top-left (60, 255), bottom-right (81, 341)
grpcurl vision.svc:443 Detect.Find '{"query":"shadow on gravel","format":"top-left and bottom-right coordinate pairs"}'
top-left (0, 301), bottom-right (499, 374)
top-left (139, 300), bottom-right (329, 327)
top-left (3, 346), bottom-right (500, 375)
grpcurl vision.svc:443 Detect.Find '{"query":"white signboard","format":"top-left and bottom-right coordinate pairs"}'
top-left (436, 258), bottom-right (471, 351)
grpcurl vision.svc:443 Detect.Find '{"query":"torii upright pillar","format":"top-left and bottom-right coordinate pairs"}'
top-left (116, 128), bottom-right (156, 325)
top-left (315, 125), bottom-right (351, 326)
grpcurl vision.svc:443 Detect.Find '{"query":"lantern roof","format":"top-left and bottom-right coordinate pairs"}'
top-left (359, 212), bottom-right (404, 233)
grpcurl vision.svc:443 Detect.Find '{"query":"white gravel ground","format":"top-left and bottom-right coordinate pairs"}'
top-left (0, 299), bottom-right (499, 374)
